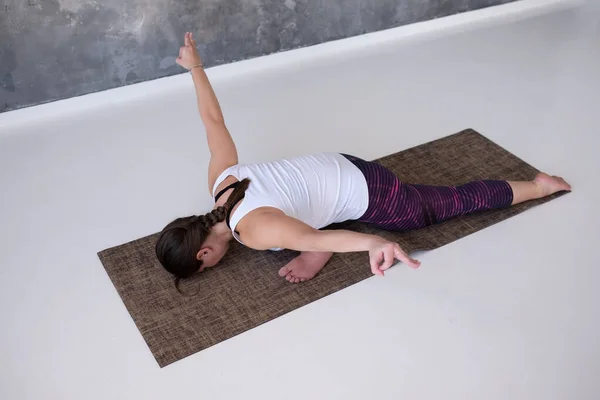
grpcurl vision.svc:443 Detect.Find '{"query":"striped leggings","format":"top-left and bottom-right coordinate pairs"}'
top-left (343, 154), bottom-right (514, 231)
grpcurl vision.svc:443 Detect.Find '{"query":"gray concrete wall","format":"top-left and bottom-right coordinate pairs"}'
top-left (0, 0), bottom-right (518, 113)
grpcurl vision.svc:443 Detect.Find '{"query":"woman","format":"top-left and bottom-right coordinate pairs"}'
top-left (156, 33), bottom-right (571, 285)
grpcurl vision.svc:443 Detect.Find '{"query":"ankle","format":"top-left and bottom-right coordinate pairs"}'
top-left (532, 179), bottom-right (546, 198)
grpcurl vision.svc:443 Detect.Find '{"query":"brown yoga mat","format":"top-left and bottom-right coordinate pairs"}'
top-left (98, 129), bottom-right (566, 367)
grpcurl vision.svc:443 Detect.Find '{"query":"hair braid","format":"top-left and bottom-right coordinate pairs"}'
top-left (201, 206), bottom-right (227, 228)
top-left (223, 178), bottom-right (250, 212)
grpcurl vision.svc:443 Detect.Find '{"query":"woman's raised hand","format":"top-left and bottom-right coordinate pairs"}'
top-left (176, 32), bottom-right (203, 70)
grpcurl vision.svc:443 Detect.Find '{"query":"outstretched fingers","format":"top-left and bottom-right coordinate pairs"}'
top-left (394, 245), bottom-right (421, 269)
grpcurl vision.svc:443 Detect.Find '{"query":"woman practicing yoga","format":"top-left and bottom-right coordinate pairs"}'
top-left (156, 33), bottom-right (571, 285)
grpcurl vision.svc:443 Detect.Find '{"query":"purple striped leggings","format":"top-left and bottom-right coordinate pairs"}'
top-left (343, 154), bottom-right (514, 231)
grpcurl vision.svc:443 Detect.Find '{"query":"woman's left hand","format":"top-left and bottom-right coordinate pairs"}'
top-left (368, 239), bottom-right (421, 276)
top-left (176, 32), bottom-right (203, 70)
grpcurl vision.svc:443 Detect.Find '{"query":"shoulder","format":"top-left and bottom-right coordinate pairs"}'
top-left (212, 166), bottom-right (240, 198)
top-left (236, 207), bottom-right (286, 250)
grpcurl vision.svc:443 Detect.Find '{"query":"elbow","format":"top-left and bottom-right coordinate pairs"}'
top-left (199, 108), bottom-right (225, 125)
top-left (295, 230), bottom-right (324, 252)
top-left (206, 114), bottom-right (225, 126)
top-left (261, 232), bottom-right (319, 253)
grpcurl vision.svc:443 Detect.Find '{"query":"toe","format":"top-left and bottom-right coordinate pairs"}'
top-left (294, 277), bottom-right (300, 283)
top-left (557, 177), bottom-right (571, 190)
top-left (279, 266), bottom-right (290, 277)
top-left (286, 273), bottom-right (294, 282)
top-left (301, 278), bottom-right (307, 282)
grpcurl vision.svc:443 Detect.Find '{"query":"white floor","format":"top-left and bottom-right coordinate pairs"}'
top-left (1, 1), bottom-right (599, 399)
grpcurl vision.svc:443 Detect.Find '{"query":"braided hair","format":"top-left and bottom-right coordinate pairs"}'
top-left (155, 179), bottom-right (250, 290)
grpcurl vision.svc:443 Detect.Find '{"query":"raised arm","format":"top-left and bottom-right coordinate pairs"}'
top-left (177, 32), bottom-right (238, 193)
top-left (239, 211), bottom-right (421, 276)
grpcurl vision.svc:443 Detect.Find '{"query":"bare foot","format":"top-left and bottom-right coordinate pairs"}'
top-left (534, 173), bottom-right (572, 197)
top-left (278, 252), bottom-right (334, 283)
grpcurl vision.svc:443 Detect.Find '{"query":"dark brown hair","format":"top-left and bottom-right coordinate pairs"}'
top-left (155, 179), bottom-right (250, 289)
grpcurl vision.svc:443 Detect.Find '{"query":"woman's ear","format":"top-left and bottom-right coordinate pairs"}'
top-left (196, 248), bottom-right (210, 261)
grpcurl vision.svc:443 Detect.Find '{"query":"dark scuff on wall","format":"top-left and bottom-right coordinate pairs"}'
top-left (0, 0), bottom-right (518, 113)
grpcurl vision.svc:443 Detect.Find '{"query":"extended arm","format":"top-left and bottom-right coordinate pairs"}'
top-left (240, 212), bottom-right (421, 276)
top-left (177, 32), bottom-right (238, 192)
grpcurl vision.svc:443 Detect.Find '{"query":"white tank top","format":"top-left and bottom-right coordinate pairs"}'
top-left (212, 153), bottom-right (369, 249)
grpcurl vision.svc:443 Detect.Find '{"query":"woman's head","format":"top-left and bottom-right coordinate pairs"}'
top-left (155, 179), bottom-right (250, 282)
